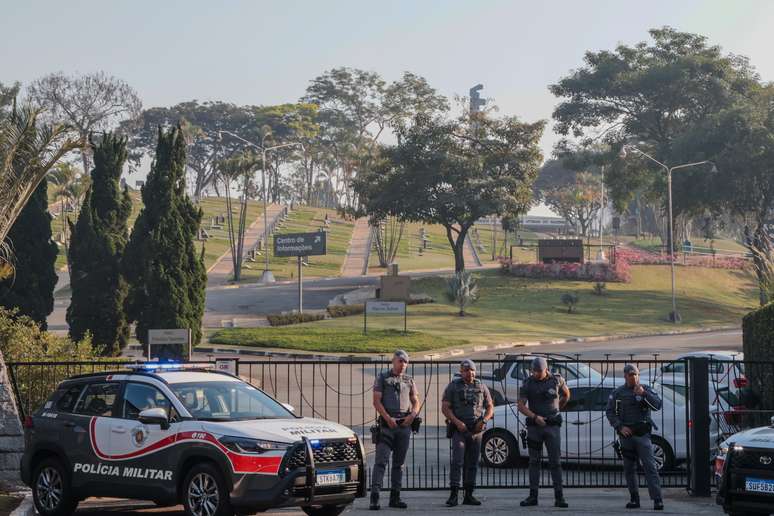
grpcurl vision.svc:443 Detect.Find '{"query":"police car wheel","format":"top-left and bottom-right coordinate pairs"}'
top-left (482, 430), bottom-right (517, 468)
top-left (183, 463), bottom-right (232, 516)
top-left (650, 436), bottom-right (675, 472)
top-left (32, 458), bottom-right (77, 516)
top-left (302, 503), bottom-right (348, 516)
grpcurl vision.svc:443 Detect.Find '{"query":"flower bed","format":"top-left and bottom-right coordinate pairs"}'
top-left (500, 258), bottom-right (631, 283)
top-left (615, 246), bottom-right (748, 270)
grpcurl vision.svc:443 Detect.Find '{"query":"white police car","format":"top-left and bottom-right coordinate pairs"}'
top-left (716, 416), bottom-right (774, 516)
top-left (20, 364), bottom-right (365, 516)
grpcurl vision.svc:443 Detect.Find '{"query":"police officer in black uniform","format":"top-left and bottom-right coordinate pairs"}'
top-left (517, 356), bottom-right (570, 508)
top-left (605, 364), bottom-right (664, 511)
top-left (370, 350), bottom-right (421, 510)
top-left (441, 359), bottom-right (494, 507)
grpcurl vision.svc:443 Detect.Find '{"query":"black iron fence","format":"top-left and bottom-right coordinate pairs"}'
top-left (7, 356), bottom-right (774, 490)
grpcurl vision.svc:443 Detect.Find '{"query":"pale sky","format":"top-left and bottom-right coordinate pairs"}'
top-left (3, 1), bottom-right (774, 215)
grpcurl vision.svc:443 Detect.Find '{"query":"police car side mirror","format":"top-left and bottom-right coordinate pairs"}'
top-left (282, 403), bottom-right (295, 413)
top-left (139, 407), bottom-right (170, 430)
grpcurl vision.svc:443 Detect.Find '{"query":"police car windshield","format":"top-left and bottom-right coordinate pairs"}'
top-left (169, 381), bottom-right (293, 421)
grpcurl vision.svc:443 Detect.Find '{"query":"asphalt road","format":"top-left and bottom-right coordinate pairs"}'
top-left (204, 276), bottom-right (378, 327)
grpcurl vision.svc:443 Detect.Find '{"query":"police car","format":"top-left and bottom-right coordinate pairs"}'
top-left (716, 416), bottom-right (774, 516)
top-left (20, 364), bottom-right (366, 516)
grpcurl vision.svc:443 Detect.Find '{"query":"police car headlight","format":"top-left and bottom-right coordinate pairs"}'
top-left (219, 436), bottom-right (291, 453)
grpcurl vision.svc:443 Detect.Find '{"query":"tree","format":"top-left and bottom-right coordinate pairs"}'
top-left (124, 127), bottom-right (206, 358)
top-left (550, 27), bottom-right (757, 249)
top-left (0, 105), bottom-right (80, 250)
top-left (678, 84), bottom-right (774, 304)
top-left (217, 151), bottom-right (259, 281)
top-left (28, 71), bottom-right (142, 175)
top-left (0, 181), bottom-right (58, 327)
top-left (48, 162), bottom-right (90, 265)
top-left (120, 101), bottom-right (255, 200)
top-left (354, 112), bottom-right (544, 272)
top-left (67, 134), bottom-right (133, 355)
top-left (303, 68), bottom-right (448, 210)
top-left (542, 170), bottom-right (603, 240)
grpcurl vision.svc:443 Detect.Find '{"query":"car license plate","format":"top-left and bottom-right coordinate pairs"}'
top-left (745, 477), bottom-right (774, 494)
top-left (316, 469), bottom-right (346, 486)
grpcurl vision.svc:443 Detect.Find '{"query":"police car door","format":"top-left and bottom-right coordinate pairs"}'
top-left (70, 381), bottom-right (122, 492)
top-left (106, 381), bottom-right (181, 494)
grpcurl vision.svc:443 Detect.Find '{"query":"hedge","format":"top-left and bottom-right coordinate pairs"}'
top-left (742, 302), bottom-right (774, 417)
top-left (267, 312), bottom-right (325, 327)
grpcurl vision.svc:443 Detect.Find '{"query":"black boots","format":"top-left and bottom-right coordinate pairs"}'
top-left (554, 489), bottom-right (568, 508)
top-left (369, 491), bottom-right (380, 510)
top-left (625, 493), bottom-right (640, 509)
top-left (388, 490), bottom-right (407, 509)
top-left (445, 487), bottom-right (459, 507)
top-left (520, 489), bottom-right (539, 507)
top-left (462, 487), bottom-right (481, 506)
top-left (653, 499), bottom-right (664, 511)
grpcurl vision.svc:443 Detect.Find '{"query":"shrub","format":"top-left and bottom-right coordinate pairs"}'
top-left (266, 312), bottom-right (325, 327)
top-left (592, 282), bottom-right (608, 296)
top-left (407, 295), bottom-right (434, 305)
top-left (327, 304), bottom-right (365, 318)
top-left (742, 302), bottom-right (774, 418)
top-left (0, 307), bottom-right (99, 362)
top-left (561, 292), bottom-right (579, 313)
top-left (446, 271), bottom-right (480, 316)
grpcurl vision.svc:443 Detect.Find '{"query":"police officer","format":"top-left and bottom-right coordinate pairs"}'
top-left (605, 364), bottom-right (664, 511)
top-left (517, 357), bottom-right (570, 508)
top-left (441, 359), bottom-right (494, 507)
top-left (370, 350), bottom-right (421, 510)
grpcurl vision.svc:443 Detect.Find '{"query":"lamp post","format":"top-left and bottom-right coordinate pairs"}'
top-left (217, 130), bottom-right (304, 283)
top-left (619, 145), bottom-right (716, 322)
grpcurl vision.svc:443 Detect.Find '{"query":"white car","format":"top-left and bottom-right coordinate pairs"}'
top-left (480, 377), bottom-right (720, 472)
top-left (640, 352), bottom-right (746, 404)
top-left (21, 363), bottom-right (366, 516)
top-left (715, 417), bottom-right (774, 515)
top-left (476, 354), bottom-right (604, 406)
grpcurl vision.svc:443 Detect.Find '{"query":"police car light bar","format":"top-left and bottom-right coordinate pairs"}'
top-left (126, 362), bottom-right (216, 372)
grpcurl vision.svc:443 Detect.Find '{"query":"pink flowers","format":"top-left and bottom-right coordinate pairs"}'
top-left (614, 246), bottom-right (748, 270)
top-left (502, 260), bottom-right (630, 282)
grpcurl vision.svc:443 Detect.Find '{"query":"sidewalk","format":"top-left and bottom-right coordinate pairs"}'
top-left (60, 488), bottom-right (723, 515)
top-left (207, 204), bottom-right (285, 286)
top-left (341, 218), bottom-right (372, 277)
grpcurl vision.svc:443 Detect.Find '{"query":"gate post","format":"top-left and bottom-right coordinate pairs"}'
top-left (687, 356), bottom-right (711, 496)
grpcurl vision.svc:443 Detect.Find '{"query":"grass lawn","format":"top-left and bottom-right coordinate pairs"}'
top-left (0, 494), bottom-right (22, 516)
top-left (195, 196), bottom-right (265, 270)
top-left (208, 327), bottom-right (466, 353)
top-left (211, 265), bottom-right (757, 352)
top-left (623, 235), bottom-right (747, 255)
top-left (471, 225), bottom-right (538, 263)
top-left (239, 207), bottom-right (354, 281)
top-left (370, 222), bottom-right (457, 273)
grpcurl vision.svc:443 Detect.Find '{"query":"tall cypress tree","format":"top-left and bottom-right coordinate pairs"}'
top-left (124, 127), bottom-right (205, 359)
top-left (67, 134), bottom-right (132, 355)
top-left (0, 181), bottom-right (58, 328)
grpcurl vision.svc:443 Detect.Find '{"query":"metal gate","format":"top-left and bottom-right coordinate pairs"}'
top-left (11, 356), bottom-right (756, 490)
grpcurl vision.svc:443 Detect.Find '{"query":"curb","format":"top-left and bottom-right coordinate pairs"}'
top-left (185, 325), bottom-right (740, 363)
top-left (10, 494), bottom-right (33, 516)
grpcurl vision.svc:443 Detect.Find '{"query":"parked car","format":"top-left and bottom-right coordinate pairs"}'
top-left (476, 353), bottom-right (604, 406)
top-left (716, 417), bottom-right (774, 515)
top-left (20, 363), bottom-right (366, 516)
top-left (480, 377), bottom-right (720, 472)
top-left (640, 351), bottom-right (746, 403)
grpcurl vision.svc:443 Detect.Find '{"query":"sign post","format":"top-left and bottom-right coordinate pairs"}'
top-left (147, 329), bottom-right (191, 361)
top-left (274, 231), bottom-right (327, 314)
top-left (364, 300), bottom-right (407, 334)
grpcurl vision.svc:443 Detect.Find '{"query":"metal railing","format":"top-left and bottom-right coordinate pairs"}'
top-left (7, 357), bottom-right (711, 490)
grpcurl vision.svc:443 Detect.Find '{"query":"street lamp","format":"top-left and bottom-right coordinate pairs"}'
top-left (217, 130), bottom-right (304, 284)
top-left (619, 145), bottom-right (716, 322)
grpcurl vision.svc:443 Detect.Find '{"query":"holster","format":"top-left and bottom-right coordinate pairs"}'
top-left (370, 424), bottom-right (381, 445)
top-left (411, 416), bottom-right (422, 433)
top-left (445, 420), bottom-right (454, 439)
top-left (519, 429), bottom-right (528, 449)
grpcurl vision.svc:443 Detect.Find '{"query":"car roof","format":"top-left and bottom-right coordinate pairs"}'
top-left (154, 371), bottom-right (241, 384)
